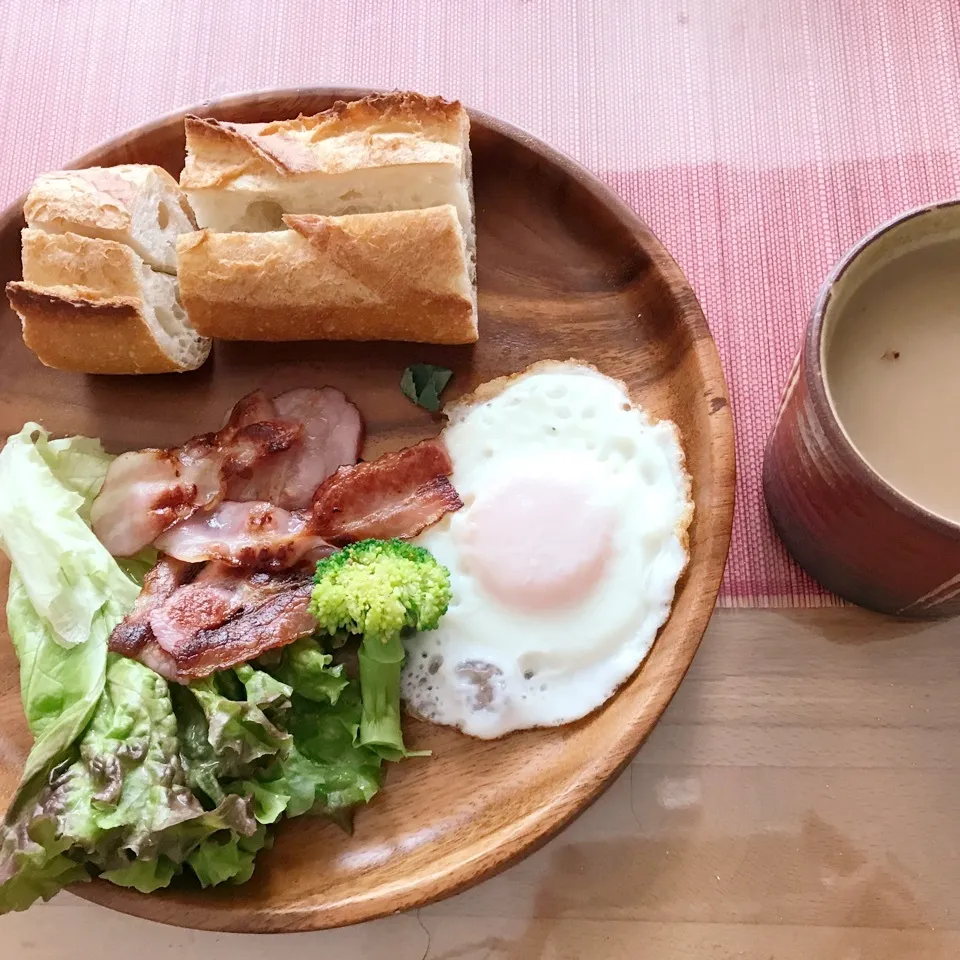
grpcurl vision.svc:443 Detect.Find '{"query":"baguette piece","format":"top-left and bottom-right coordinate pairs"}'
top-left (6, 229), bottom-right (211, 374)
top-left (23, 165), bottom-right (195, 273)
top-left (176, 206), bottom-right (477, 343)
top-left (181, 92), bottom-right (475, 269)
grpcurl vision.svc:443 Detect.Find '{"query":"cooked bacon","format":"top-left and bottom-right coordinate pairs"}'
top-left (156, 437), bottom-right (459, 566)
top-left (110, 559), bottom-right (315, 681)
top-left (108, 555), bottom-right (200, 679)
top-left (154, 500), bottom-right (335, 570)
top-left (149, 577), bottom-right (242, 654)
top-left (107, 433), bottom-right (462, 680)
top-left (90, 451), bottom-right (195, 559)
top-left (161, 569), bottom-right (315, 679)
top-left (155, 436), bottom-right (458, 564)
top-left (223, 389), bottom-right (278, 428)
top-left (179, 421), bottom-right (302, 509)
top-left (312, 438), bottom-right (462, 545)
top-left (91, 391), bottom-right (302, 556)
top-left (226, 387), bottom-right (363, 509)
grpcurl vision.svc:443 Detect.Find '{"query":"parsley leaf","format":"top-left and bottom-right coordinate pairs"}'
top-left (400, 364), bottom-right (453, 412)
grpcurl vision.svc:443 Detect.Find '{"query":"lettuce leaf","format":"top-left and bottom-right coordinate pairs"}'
top-left (170, 684), bottom-right (227, 806)
top-left (266, 636), bottom-right (348, 705)
top-left (236, 780), bottom-right (291, 825)
top-left (186, 823), bottom-right (271, 888)
top-left (0, 429), bottom-right (150, 797)
top-left (0, 657), bottom-right (259, 912)
top-left (42, 657), bottom-right (256, 865)
top-left (234, 664), bottom-right (293, 722)
top-left (243, 685), bottom-right (382, 824)
top-left (42, 434), bottom-right (116, 515)
top-left (0, 424), bottom-right (139, 649)
top-left (0, 813), bottom-right (89, 911)
top-left (0, 427), bottom-right (170, 914)
top-left (5, 568), bottom-right (108, 791)
top-left (172, 666), bottom-right (293, 807)
top-left (1, 647), bottom-right (387, 911)
top-left (100, 856), bottom-right (178, 894)
top-left (189, 673), bottom-right (290, 776)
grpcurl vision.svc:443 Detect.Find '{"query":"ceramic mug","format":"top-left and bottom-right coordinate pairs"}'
top-left (764, 199), bottom-right (960, 617)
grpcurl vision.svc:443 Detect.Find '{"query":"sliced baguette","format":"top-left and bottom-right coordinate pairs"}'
top-left (176, 206), bottom-right (477, 344)
top-left (181, 92), bottom-right (475, 272)
top-left (24, 165), bottom-right (195, 273)
top-left (6, 229), bottom-right (211, 374)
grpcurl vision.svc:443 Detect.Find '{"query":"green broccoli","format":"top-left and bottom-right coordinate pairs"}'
top-left (309, 539), bottom-right (452, 759)
top-left (310, 539), bottom-right (451, 641)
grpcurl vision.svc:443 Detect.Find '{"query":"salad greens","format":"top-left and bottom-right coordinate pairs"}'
top-left (0, 425), bottom-right (141, 648)
top-left (0, 426), bottom-right (144, 794)
top-left (0, 425), bottom-right (419, 916)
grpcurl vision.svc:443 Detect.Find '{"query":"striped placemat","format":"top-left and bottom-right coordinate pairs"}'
top-left (2, 0), bottom-right (958, 605)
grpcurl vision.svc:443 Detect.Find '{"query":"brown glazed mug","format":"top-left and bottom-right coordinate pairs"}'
top-left (764, 200), bottom-right (960, 618)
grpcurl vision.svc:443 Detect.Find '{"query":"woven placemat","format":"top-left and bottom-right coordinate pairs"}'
top-left (2, 0), bottom-right (958, 604)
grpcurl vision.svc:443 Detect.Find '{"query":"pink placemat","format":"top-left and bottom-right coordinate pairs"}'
top-left (2, 1), bottom-right (958, 606)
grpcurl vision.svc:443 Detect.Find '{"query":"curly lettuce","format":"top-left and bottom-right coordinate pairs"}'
top-left (236, 685), bottom-right (382, 825)
top-left (0, 657), bottom-right (258, 911)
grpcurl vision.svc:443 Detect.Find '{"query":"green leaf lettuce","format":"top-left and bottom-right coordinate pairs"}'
top-left (0, 657), bottom-right (258, 913)
top-left (0, 428), bottom-right (148, 794)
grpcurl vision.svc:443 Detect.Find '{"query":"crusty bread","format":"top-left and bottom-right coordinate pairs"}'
top-left (24, 165), bottom-right (195, 273)
top-left (181, 93), bottom-right (475, 274)
top-left (6, 229), bottom-right (211, 374)
top-left (176, 205), bottom-right (477, 344)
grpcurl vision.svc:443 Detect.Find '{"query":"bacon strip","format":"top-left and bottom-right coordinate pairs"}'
top-left (221, 390), bottom-right (278, 428)
top-left (154, 500), bottom-right (334, 570)
top-left (91, 391), bottom-right (302, 556)
top-left (109, 560), bottom-right (316, 681)
top-left (226, 387), bottom-right (364, 509)
top-left (312, 438), bottom-right (462, 545)
top-left (108, 555), bottom-right (200, 679)
top-left (89, 451), bottom-right (194, 559)
top-left (164, 570), bottom-right (315, 679)
top-left (155, 432), bottom-right (454, 567)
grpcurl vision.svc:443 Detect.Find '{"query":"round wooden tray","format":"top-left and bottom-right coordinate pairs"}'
top-left (0, 89), bottom-right (735, 932)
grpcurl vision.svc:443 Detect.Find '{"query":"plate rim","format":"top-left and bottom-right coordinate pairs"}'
top-left (2, 86), bottom-right (735, 932)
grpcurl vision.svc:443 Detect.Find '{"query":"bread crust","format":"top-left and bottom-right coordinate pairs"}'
top-left (23, 165), bottom-right (195, 273)
top-left (21, 228), bottom-right (140, 296)
top-left (181, 93), bottom-right (468, 188)
top-left (5, 281), bottom-right (194, 375)
top-left (6, 229), bottom-right (210, 374)
top-left (176, 206), bottom-right (477, 344)
top-left (24, 165), bottom-right (189, 228)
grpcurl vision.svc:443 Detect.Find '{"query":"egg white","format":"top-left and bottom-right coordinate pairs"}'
top-left (402, 361), bottom-right (692, 738)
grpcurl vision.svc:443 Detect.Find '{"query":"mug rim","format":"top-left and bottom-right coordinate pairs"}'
top-left (805, 197), bottom-right (960, 539)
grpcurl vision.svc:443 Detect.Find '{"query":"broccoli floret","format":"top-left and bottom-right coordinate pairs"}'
top-left (309, 540), bottom-right (451, 761)
top-left (309, 539), bottom-right (452, 644)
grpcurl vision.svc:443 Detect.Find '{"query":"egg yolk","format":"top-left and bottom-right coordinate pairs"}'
top-left (459, 473), bottom-right (614, 611)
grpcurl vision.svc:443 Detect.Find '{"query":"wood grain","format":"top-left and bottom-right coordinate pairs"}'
top-left (0, 89), bottom-right (734, 931)
top-left (4, 608), bottom-right (960, 957)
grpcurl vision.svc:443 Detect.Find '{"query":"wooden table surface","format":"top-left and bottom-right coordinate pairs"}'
top-left (3, 606), bottom-right (958, 958)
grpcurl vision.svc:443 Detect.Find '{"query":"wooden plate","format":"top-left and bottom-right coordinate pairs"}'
top-left (0, 89), bottom-right (734, 932)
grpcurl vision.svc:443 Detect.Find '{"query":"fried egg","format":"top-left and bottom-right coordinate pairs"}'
top-left (401, 360), bottom-right (693, 738)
